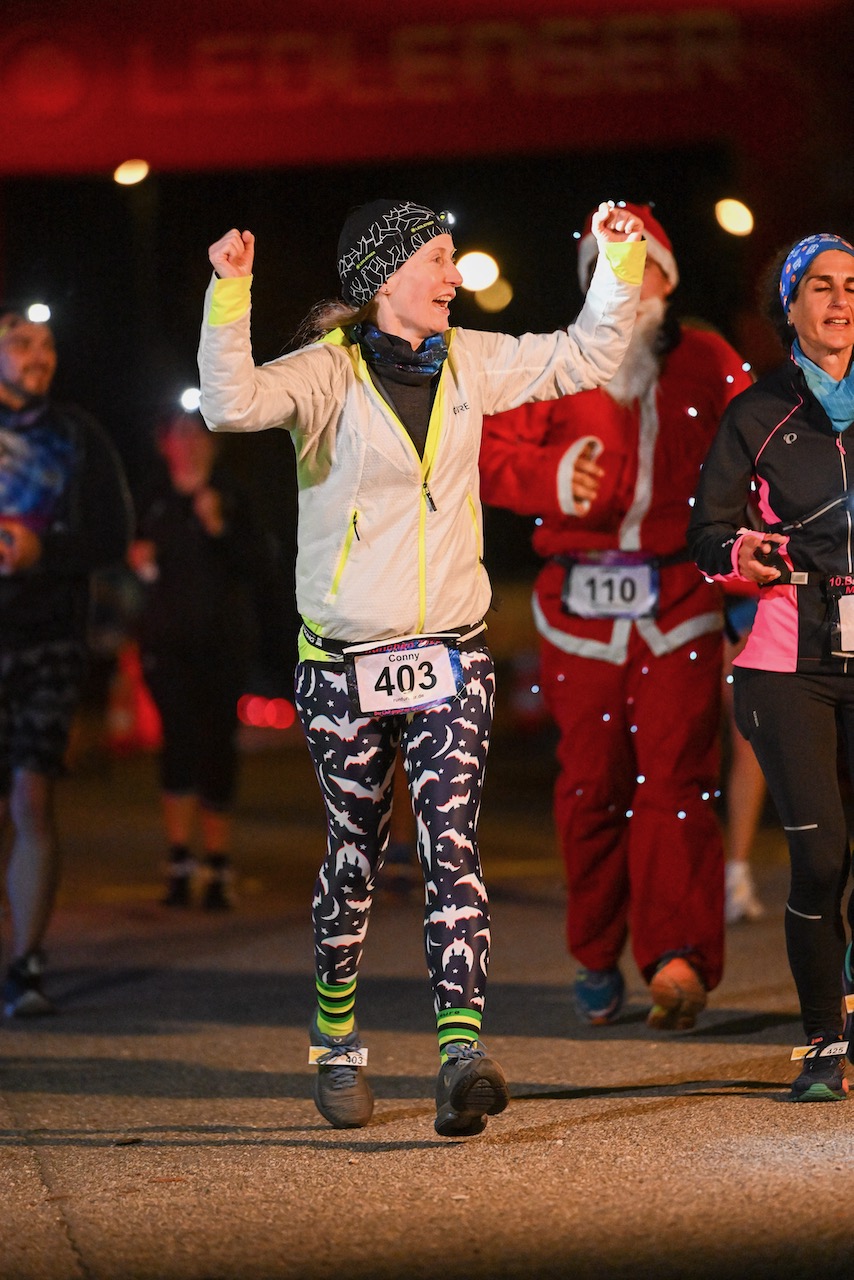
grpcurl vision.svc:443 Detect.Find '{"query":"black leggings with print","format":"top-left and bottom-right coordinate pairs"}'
top-left (294, 648), bottom-right (495, 1017)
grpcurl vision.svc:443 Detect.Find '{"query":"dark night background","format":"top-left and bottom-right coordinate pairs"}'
top-left (0, 141), bottom-right (754, 590)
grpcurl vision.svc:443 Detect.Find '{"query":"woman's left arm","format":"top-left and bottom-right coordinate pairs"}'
top-left (470, 206), bottom-right (646, 416)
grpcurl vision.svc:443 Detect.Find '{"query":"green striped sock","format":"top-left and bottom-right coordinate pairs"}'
top-left (315, 976), bottom-right (357, 1037)
top-left (437, 1007), bottom-right (483, 1062)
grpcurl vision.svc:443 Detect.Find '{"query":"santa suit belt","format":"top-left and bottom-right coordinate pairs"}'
top-left (550, 548), bottom-right (690, 572)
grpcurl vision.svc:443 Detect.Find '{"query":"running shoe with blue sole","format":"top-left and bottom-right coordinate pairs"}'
top-left (573, 966), bottom-right (625, 1026)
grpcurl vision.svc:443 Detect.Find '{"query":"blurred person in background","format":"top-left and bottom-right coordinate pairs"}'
top-left (198, 197), bottom-right (645, 1135)
top-left (480, 204), bottom-right (752, 1032)
top-left (0, 306), bottom-right (132, 1016)
top-left (688, 232), bottom-right (854, 1101)
top-left (128, 409), bottom-right (283, 910)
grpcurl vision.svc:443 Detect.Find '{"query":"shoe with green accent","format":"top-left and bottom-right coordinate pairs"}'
top-left (790, 1033), bottom-right (849, 1102)
top-left (434, 1042), bottom-right (509, 1138)
top-left (843, 942), bottom-right (854, 1065)
top-left (647, 955), bottom-right (706, 1031)
top-left (309, 1012), bottom-right (374, 1129)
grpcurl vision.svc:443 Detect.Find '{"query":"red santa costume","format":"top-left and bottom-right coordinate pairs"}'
top-left (479, 205), bottom-right (753, 1028)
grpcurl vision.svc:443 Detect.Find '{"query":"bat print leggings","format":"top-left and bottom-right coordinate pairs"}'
top-left (294, 647), bottom-right (495, 1015)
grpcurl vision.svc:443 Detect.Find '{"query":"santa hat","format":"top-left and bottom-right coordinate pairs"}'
top-left (576, 201), bottom-right (679, 292)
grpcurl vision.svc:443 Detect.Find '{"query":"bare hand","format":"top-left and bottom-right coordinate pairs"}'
top-left (208, 228), bottom-right (255, 278)
top-left (0, 519), bottom-right (43, 575)
top-left (591, 202), bottom-right (645, 246)
top-left (572, 440), bottom-right (605, 507)
top-left (738, 531), bottom-right (787, 585)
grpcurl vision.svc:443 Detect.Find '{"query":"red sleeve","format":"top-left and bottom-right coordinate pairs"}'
top-left (479, 401), bottom-right (574, 517)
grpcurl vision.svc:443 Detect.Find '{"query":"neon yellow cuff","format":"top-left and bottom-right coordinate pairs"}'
top-left (604, 241), bottom-right (646, 286)
top-left (208, 276), bottom-right (253, 326)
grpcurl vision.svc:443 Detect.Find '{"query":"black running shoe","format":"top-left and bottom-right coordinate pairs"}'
top-left (790, 1033), bottom-right (849, 1102)
top-left (161, 855), bottom-right (195, 907)
top-left (309, 1012), bottom-right (374, 1129)
top-left (435, 1042), bottom-right (509, 1137)
top-left (3, 951), bottom-right (57, 1018)
top-left (201, 856), bottom-right (234, 911)
top-left (843, 943), bottom-right (854, 1064)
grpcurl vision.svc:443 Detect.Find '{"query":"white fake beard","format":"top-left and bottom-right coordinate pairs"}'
top-left (604, 296), bottom-right (666, 406)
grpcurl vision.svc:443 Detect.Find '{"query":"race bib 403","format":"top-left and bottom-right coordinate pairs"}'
top-left (347, 639), bottom-right (464, 716)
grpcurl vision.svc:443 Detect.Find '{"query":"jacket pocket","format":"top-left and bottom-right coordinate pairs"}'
top-left (325, 508), bottom-right (360, 603)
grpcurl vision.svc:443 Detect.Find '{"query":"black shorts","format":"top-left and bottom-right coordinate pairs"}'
top-left (0, 638), bottom-right (87, 790)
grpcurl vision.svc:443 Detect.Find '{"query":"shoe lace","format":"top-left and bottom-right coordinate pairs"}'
top-left (443, 1042), bottom-right (485, 1064)
top-left (317, 1044), bottom-right (361, 1089)
top-left (803, 1034), bottom-right (845, 1070)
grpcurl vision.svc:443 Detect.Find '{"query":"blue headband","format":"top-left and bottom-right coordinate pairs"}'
top-left (779, 233), bottom-right (854, 312)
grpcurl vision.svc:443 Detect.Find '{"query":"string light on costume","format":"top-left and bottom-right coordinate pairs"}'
top-left (689, 651), bottom-right (698, 661)
top-left (742, 363), bottom-right (752, 372)
top-left (636, 775), bottom-right (646, 784)
top-left (726, 375), bottom-right (735, 384)
top-left (27, 303), bottom-right (51, 322)
top-left (715, 199), bottom-right (754, 236)
top-left (602, 713), bottom-right (611, 722)
top-left (687, 407), bottom-right (698, 418)
top-left (688, 497), bottom-right (696, 507)
top-left (677, 810), bottom-right (687, 820)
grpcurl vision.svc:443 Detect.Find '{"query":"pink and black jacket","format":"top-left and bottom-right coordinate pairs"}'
top-left (688, 356), bottom-right (854, 674)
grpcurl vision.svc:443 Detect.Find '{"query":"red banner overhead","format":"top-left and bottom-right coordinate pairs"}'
top-left (0, 0), bottom-right (849, 177)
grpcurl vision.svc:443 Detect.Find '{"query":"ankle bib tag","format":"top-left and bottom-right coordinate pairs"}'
top-left (790, 1040), bottom-right (848, 1061)
top-left (309, 1046), bottom-right (368, 1066)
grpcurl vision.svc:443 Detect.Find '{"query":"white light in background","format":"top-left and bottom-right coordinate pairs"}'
top-left (180, 387), bottom-right (201, 412)
top-left (27, 303), bottom-right (51, 323)
top-left (114, 159), bottom-right (150, 186)
top-left (715, 199), bottom-right (754, 236)
top-left (457, 251), bottom-right (499, 291)
top-left (475, 278), bottom-right (514, 313)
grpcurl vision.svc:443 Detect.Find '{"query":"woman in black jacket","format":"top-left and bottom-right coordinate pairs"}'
top-left (688, 233), bottom-right (854, 1101)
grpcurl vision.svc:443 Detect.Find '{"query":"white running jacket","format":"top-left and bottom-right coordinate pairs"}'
top-left (198, 244), bottom-right (644, 645)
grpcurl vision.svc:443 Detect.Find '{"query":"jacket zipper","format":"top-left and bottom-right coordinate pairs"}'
top-left (326, 508), bottom-right (360, 602)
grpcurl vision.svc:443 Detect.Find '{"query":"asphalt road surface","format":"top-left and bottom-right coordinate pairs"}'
top-left (2, 720), bottom-right (853, 1280)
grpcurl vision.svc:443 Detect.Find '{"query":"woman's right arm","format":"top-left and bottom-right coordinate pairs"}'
top-left (687, 407), bottom-right (784, 586)
top-left (198, 230), bottom-right (338, 436)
